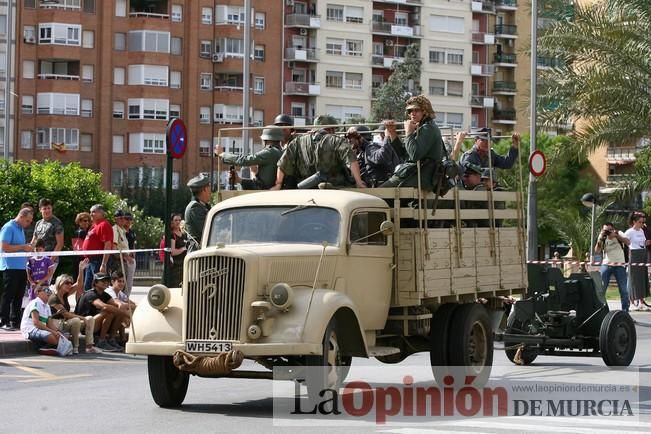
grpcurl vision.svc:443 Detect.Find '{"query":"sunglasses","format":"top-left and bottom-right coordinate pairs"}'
top-left (63, 280), bottom-right (73, 285)
top-left (406, 108), bottom-right (422, 114)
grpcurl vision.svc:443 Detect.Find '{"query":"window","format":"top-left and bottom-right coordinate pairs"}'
top-left (216, 38), bottom-right (244, 57)
top-left (82, 30), bottom-right (94, 48)
top-left (213, 104), bottom-right (244, 123)
top-left (22, 96), bottom-right (34, 114)
top-left (326, 38), bottom-right (362, 56)
top-left (115, 0), bottom-right (126, 17)
top-left (254, 45), bottom-right (265, 61)
top-left (113, 67), bottom-right (125, 85)
top-left (429, 79), bottom-right (444, 96)
top-left (326, 5), bottom-right (343, 22)
top-left (325, 104), bottom-right (363, 123)
top-left (216, 6), bottom-right (245, 25)
top-left (114, 32), bottom-right (126, 50)
top-left (36, 128), bottom-right (79, 150)
top-left (201, 7), bottom-right (213, 24)
top-left (170, 104), bottom-right (180, 118)
top-left (21, 131), bottom-right (33, 149)
top-left (37, 93), bottom-right (80, 116)
top-left (23, 26), bottom-right (36, 43)
top-left (113, 101), bottom-right (124, 118)
top-left (25, 0), bottom-right (36, 8)
top-left (345, 6), bottom-right (363, 24)
top-left (200, 106), bottom-right (211, 124)
top-left (350, 212), bottom-right (388, 245)
top-left (112, 135), bottom-right (124, 153)
top-left (326, 71), bottom-right (362, 90)
top-left (128, 31), bottom-right (170, 53)
top-left (23, 60), bottom-right (35, 79)
top-left (170, 71), bottom-right (181, 88)
top-left (82, 64), bottom-right (93, 82)
top-left (129, 133), bottom-right (166, 154)
top-left (200, 40), bottom-right (212, 57)
top-left (254, 77), bottom-right (264, 94)
top-left (81, 99), bottom-right (93, 117)
top-left (83, 0), bottom-right (96, 14)
top-left (345, 72), bottom-right (363, 89)
top-left (171, 5), bottom-right (182, 22)
top-left (0, 15), bottom-right (7, 35)
top-left (38, 23), bottom-right (81, 46)
top-left (429, 79), bottom-right (463, 97)
top-left (429, 15), bottom-right (464, 33)
top-left (200, 73), bottom-right (212, 90)
top-left (373, 10), bottom-right (384, 24)
top-left (429, 47), bottom-right (464, 65)
top-left (128, 65), bottom-right (169, 86)
top-left (171, 37), bottom-right (182, 55)
top-left (255, 12), bottom-right (265, 29)
top-left (436, 112), bottom-right (464, 128)
top-left (200, 140), bottom-right (211, 156)
top-left (80, 134), bottom-right (92, 152)
top-left (447, 80), bottom-right (463, 97)
top-left (112, 170), bottom-right (123, 188)
top-left (128, 98), bottom-right (169, 120)
top-left (325, 71), bottom-right (343, 88)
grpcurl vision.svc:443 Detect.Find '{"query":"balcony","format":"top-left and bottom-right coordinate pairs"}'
top-left (372, 55), bottom-right (404, 69)
top-left (494, 52), bottom-right (517, 66)
top-left (285, 14), bottom-right (321, 28)
top-left (214, 73), bottom-right (243, 92)
top-left (39, 0), bottom-right (81, 10)
top-left (284, 81), bottom-right (321, 96)
top-left (471, 1), bottom-right (496, 14)
top-left (606, 173), bottom-right (636, 185)
top-left (492, 81), bottom-right (517, 95)
top-left (471, 63), bottom-right (495, 76)
top-left (372, 22), bottom-right (421, 38)
top-left (472, 32), bottom-right (495, 44)
top-left (537, 56), bottom-right (563, 69)
top-left (607, 147), bottom-right (637, 163)
top-left (285, 47), bottom-right (318, 62)
top-left (129, 0), bottom-right (169, 19)
top-left (471, 95), bottom-right (495, 108)
top-left (495, 24), bottom-right (518, 38)
top-left (496, 0), bottom-right (518, 11)
top-left (373, 0), bottom-right (422, 5)
top-left (493, 108), bottom-right (516, 124)
top-left (39, 60), bottom-right (80, 80)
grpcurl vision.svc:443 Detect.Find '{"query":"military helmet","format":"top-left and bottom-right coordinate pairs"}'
top-left (313, 115), bottom-right (338, 126)
top-left (260, 126), bottom-right (283, 142)
top-left (273, 113), bottom-right (294, 127)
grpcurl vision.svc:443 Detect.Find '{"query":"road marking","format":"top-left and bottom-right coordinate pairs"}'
top-left (1, 357), bottom-right (142, 365)
top-left (1, 360), bottom-right (93, 383)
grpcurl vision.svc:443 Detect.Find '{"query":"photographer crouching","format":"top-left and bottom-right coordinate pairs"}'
top-left (594, 222), bottom-right (630, 312)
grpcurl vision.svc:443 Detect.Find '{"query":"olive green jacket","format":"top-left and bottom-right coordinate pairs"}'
top-left (221, 146), bottom-right (282, 189)
top-left (184, 199), bottom-right (210, 244)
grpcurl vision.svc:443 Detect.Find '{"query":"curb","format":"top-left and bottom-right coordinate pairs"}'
top-left (0, 339), bottom-right (35, 358)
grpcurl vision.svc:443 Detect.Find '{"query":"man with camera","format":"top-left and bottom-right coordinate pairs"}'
top-left (594, 222), bottom-right (630, 311)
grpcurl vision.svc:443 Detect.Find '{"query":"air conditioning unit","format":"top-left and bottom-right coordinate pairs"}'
top-left (288, 61), bottom-right (295, 69)
top-left (286, 0), bottom-right (294, 5)
top-left (212, 53), bottom-right (224, 63)
top-left (299, 28), bottom-right (308, 36)
top-left (384, 39), bottom-right (394, 46)
top-left (25, 36), bottom-right (35, 44)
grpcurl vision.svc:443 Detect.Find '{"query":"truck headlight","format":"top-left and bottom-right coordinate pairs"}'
top-left (147, 284), bottom-right (171, 311)
top-left (269, 283), bottom-right (293, 310)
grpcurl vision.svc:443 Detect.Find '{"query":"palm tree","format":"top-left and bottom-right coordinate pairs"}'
top-left (538, 0), bottom-right (651, 156)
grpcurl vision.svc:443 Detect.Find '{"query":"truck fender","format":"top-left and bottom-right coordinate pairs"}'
top-left (302, 289), bottom-right (368, 358)
top-left (130, 288), bottom-right (184, 344)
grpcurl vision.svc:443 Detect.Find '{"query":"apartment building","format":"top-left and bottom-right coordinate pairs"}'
top-left (14, 0), bottom-right (282, 190)
top-left (0, 2), bottom-right (16, 159)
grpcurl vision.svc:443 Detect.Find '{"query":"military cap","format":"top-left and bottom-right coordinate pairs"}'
top-left (260, 126), bottom-right (283, 142)
top-left (463, 162), bottom-right (483, 176)
top-left (93, 272), bottom-right (111, 283)
top-left (313, 115), bottom-right (338, 126)
top-left (187, 173), bottom-right (210, 189)
top-left (114, 209), bottom-right (125, 218)
top-left (475, 127), bottom-right (491, 141)
top-left (481, 168), bottom-right (496, 180)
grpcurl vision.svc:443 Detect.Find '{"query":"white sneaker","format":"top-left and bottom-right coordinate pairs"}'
top-left (86, 346), bottom-right (102, 354)
top-left (72, 347), bottom-right (79, 355)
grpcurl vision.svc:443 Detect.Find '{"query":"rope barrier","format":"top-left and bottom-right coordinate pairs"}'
top-left (0, 247), bottom-right (169, 258)
top-left (527, 259), bottom-right (649, 267)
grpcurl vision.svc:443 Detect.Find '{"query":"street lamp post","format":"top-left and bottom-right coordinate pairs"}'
top-left (581, 193), bottom-right (597, 264)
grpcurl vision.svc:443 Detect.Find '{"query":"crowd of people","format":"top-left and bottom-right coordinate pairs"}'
top-left (0, 200), bottom-right (138, 354)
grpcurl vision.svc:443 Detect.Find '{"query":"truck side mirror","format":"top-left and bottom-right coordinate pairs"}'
top-left (380, 220), bottom-right (394, 236)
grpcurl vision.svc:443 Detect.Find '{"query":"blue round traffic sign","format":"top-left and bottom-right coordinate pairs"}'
top-left (166, 118), bottom-right (187, 159)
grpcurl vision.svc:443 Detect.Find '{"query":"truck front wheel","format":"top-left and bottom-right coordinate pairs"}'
top-left (148, 355), bottom-right (189, 408)
top-left (305, 320), bottom-right (351, 403)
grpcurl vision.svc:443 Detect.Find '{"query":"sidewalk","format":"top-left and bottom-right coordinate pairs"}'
top-left (0, 286), bottom-right (148, 357)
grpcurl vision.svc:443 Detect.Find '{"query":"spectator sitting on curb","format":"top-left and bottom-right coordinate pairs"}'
top-left (26, 239), bottom-right (56, 300)
top-left (105, 271), bottom-right (136, 346)
top-left (49, 259), bottom-right (102, 354)
top-left (20, 284), bottom-right (62, 349)
top-left (75, 272), bottom-right (129, 352)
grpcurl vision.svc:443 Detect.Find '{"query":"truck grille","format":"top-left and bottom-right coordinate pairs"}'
top-left (185, 255), bottom-right (246, 341)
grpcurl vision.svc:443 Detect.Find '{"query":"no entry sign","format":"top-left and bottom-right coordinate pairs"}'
top-left (529, 150), bottom-right (546, 177)
top-left (167, 118), bottom-right (187, 159)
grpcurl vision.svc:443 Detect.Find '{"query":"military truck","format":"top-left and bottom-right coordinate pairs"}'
top-left (127, 187), bottom-right (527, 407)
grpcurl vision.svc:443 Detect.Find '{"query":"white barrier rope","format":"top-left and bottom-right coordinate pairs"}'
top-left (0, 247), bottom-right (169, 258)
top-left (527, 259), bottom-right (648, 267)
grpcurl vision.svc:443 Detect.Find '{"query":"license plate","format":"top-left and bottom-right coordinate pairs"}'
top-left (185, 341), bottom-right (232, 353)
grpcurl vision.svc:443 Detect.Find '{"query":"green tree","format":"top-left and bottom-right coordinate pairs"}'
top-left (538, 0), bottom-right (651, 155)
top-left (370, 43), bottom-right (422, 121)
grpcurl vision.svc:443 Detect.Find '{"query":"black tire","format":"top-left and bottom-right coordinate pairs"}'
top-left (429, 303), bottom-right (459, 386)
top-left (447, 303), bottom-right (493, 387)
top-left (504, 314), bottom-right (538, 366)
top-left (599, 310), bottom-right (636, 367)
top-left (148, 355), bottom-right (189, 408)
top-left (305, 320), bottom-right (351, 403)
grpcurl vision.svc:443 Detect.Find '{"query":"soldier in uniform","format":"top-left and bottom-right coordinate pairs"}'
top-left (184, 174), bottom-right (211, 246)
top-left (272, 115), bottom-right (366, 190)
top-left (346, 126), bottom-right (400, 187)
top-left (461, 162), bottom-right (483, 190)
top-left (460, 128), bottom-right (520, 171)
top-left (273, 113), bottom-right (296, 149)
top-left (380, 95), bottom-right (445, 191)
top-left (214, 126), bottom-right (283, 190)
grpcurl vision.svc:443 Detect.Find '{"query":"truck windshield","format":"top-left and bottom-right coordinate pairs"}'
top-left (208, 206), bottom-right (340, 246)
